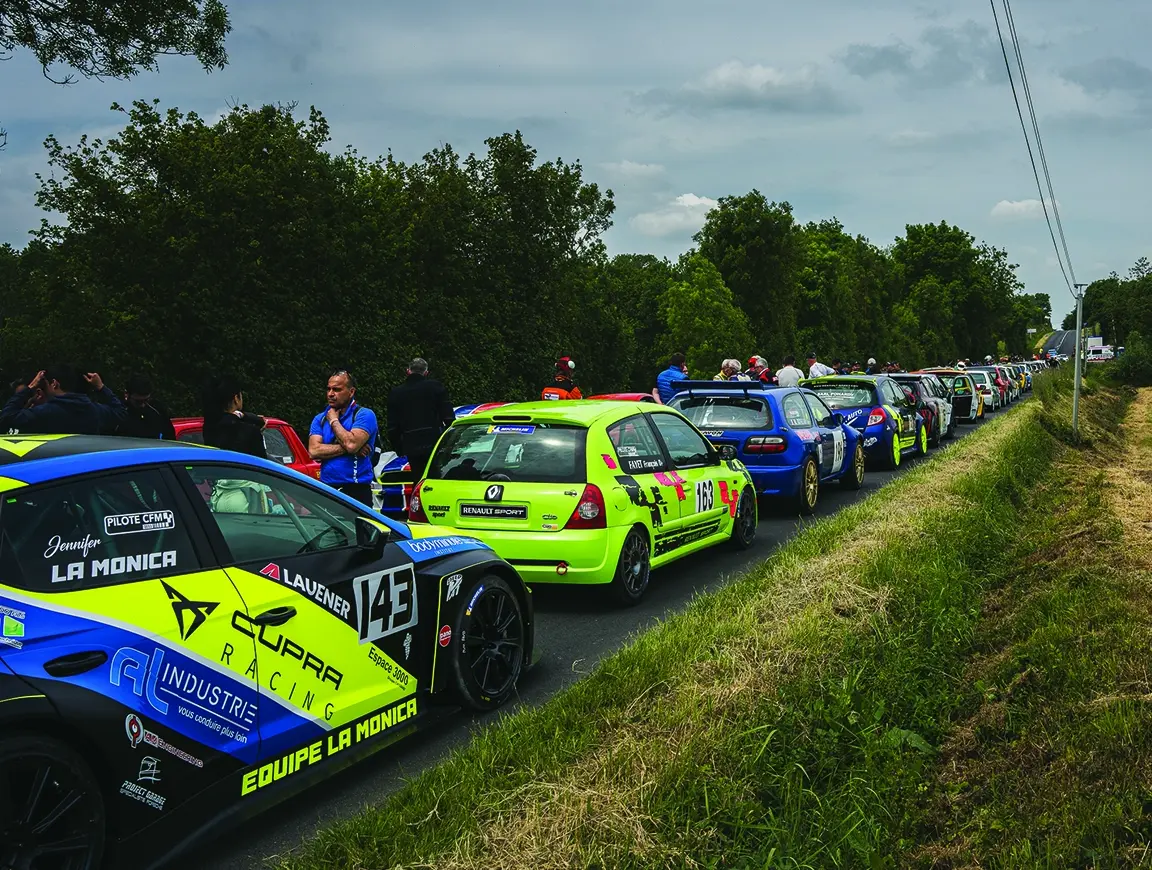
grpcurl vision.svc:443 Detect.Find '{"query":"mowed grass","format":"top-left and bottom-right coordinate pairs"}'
top-left (276, 372), bottom-right (1148, 869)
top-left (910, 379), bottom-right (1152, 866)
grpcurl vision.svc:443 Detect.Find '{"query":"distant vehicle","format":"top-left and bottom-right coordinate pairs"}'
top-left (173, 417), bottom-right (320, 480)
top-left (1086, 346), bottom-right (1115, 362)
top-left (802, 375), bottom-right (927, 470)
top-left (665, 381), bottom-right (866, 514)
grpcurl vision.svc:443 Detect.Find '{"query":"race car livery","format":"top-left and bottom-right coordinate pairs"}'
top-left (889, 373), bottom-right (954, 445)
top-left (803, 375), bottom-right (928, 470)
top-left (405, 400), bottom-right (758, 605)
top-left (0, 435), bottom-right (533, 870)
top-left (666, 381), bottom-right (865, 514)
top-left (915, 369), bottom-right (985, 423)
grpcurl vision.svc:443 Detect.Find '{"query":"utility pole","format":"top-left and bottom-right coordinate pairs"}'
top-left (1072, 283), bottom-right (1088, 441)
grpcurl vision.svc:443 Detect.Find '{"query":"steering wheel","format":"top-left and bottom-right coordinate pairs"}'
top-left (482, 473), bottom-right (512, 482)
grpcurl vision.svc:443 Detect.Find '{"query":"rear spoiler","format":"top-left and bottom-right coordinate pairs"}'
top-left (669, 380), bottom-right (777, 399)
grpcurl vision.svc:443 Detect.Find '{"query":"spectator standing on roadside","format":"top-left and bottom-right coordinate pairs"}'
top-left (310, 369), bottom-right (378, 506)
top-left (0, 365), bottom-right (125, 435)
top-left (806, 353), bottom-right (836, 379)
top-left (775, 355), bottom-right (804, 387)
top-left (541, 357), bottom-right (584, 400)
top-left (713, 359), bottom-right (745, 381)
top-left (745, 355), bottom-right (777, 385)
top-left (864, 357), bottom-right (878, 374)
top-left (654, 353), bottom-right (688, 404)
top-left (201, 375), bottom-right (267, 459)
top-left (115, 374), bottom-right (176, 440)
top-left (387, 358), bottom-right (453, 483)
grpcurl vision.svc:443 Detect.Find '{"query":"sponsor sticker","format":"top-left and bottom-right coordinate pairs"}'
top-left (352, 563), bottom-right (419, 645)
top-left (43, 534), bottom-right (101, 560)
top-left (445, 573), bottom-right (463, 600)
top-left (466, 585), bottom-right (484, 616)
top-left (487, 425), bottom-right (536, 435)
top-left (120, 780), bottom-right (165, 811)
top-left (105, 510), bottom-right (176, 536)
top-left (240, 697), bottom-right (418, 797)
top-left (459, 504), bottom-right (527, 520)
top-left (438, 625), bottom-right (452, 647)
top-left (259, 562), bottom-right (352, 621)
top-left (137, 756), bottom-right (161, 783)
top-left (0, 607), bottom-right (25, 649)
top-left (125, 713), bottom-right (205, 767)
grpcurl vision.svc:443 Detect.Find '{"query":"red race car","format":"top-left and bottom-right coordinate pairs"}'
top-left (172, 416), bottom-right (321, 479)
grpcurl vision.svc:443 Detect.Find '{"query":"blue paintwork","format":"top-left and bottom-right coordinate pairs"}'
top-left (803, 375), bottom-right (924, 465)
top-left (664, 382), bottom-right (864, 500)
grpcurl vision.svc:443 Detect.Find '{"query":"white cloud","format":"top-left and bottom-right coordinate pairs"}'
top-left (601, 160), bottom-right (665, 178)
top-left (990, 198), bottom-right (1062, 220)
top-left (640, 60), bottom-right (850, 114)
top-left (631, 193), bottom-right (718, 237)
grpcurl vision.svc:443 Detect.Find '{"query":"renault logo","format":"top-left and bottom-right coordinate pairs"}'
top-left (484, 484), bottom-right (504, 502)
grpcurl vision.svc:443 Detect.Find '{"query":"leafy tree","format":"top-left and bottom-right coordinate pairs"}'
top-left (694, 192), bottom-right (802, 361)
top-left (1, 0), bottom-right (229, 81)
top-left (659, 253), bottom-right (753, 379)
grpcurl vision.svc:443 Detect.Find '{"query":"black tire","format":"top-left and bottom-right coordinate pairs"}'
top-left (0, 734), bottom-right (106, 870)
top-left (730, 487), bottom-right (757, 549)
top-left (946, 413), bottom-right (957, 439)
top-left (928, 411), bottom-right (941, 447)
top-left (609, 526), bottom-right (652, 606)
top-left (446, 574), bottom-right (526, 710)
top-left (797, 456), bottom-right (819, 515)
top-left (843, 442), bottom-right (865, 490)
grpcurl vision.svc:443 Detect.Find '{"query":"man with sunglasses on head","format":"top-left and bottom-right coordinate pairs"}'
top-left (308, 369), bottom-right (378, 507)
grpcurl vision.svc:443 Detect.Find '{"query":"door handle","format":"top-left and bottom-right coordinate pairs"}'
top-left (252, 606), bottom-right (297, 627)
top-left (43, 650), bottom-right (108, 677)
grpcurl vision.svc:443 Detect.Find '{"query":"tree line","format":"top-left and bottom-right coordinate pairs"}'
top-left (0, 101), bottom-right (1052, 438)
top-left (1063, 257), bottom-right (1151, 347)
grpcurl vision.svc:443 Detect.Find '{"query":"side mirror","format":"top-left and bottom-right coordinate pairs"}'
top-left (717, 444), bottom-right (738, 461)
top-left (831, 413), bottom-right (844, 427)
top-left (356, 516), bottom-right (389, 555)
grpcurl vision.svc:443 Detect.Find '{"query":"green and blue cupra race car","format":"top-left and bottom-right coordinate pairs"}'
top-left (406, 401), bottom-right (759, 605)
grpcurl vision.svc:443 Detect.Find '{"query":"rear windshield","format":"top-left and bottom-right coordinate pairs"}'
top-left (806, 383), bottom-right (877, 409)
top-left (669, 395), bottom-right (773, 430)
top-left (970, 372), bottom-right (990, 386)
top-left (427, 422), bottom-right (587, 483)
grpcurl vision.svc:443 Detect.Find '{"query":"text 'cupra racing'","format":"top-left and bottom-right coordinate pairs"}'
top-left (0, 434), bottom-right (535, 870)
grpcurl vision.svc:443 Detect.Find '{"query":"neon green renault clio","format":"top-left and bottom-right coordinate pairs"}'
top-left (405, 401), bottom-right (758, 605)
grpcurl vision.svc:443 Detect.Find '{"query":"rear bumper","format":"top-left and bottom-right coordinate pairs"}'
top-left (408, 522), bottom-right (627, 586)
top-left (744, 464), bottom-right (802, 497)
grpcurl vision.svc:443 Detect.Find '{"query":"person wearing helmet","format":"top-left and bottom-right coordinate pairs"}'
top-left (865, 357), bottom-right (878, 375)
top-left (542, 356), bottom-right (583, 400)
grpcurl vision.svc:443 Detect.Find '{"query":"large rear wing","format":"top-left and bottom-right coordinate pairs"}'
top-left (669, 380), bottom-right (777, 399)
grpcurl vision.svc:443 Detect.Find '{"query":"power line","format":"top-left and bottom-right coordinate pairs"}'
top-left (1002, 0), bottom-right (1078, 286)
top-left (989, 0), bottom-right (1074, 293)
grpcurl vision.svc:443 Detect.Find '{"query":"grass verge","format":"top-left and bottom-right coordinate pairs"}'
top-left (276, 372), bottom-right (1146, 869)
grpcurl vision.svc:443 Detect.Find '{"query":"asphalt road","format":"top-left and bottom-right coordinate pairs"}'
top-left (175, 409), bottom-right (1007, 870)
top-left (1043, 329), bottom-right (1076, 357)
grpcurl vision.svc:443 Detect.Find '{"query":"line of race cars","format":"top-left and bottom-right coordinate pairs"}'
top-left (0, 360), bottom-right (1047, 870)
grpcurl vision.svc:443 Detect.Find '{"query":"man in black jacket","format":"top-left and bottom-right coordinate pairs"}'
top-left (387, 358), bottom-right (454, 481)
top-left (115, 374), bottom-right (177, 440)
top-left (0, 365), bottom-right (125, 435)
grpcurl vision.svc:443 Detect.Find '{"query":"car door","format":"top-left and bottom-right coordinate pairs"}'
top-left (0, 466), bottom-right (259, 832)
top-left (646, 411), bottom-right (732, 551)
top-left (176, 463), bottom-right (419, 761)
top-left (780, 390), bottom-right (824, 464)
top-left (880, 380), bottom-right (918, 440)
top-left (604, 414), bottom-right (680, 538)
top-left (802, 393), bottom-right (846, 479)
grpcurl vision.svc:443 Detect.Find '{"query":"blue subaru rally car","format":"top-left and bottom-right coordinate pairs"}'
top-left (666, 382), bottom-right (864, 514)
top-left (803, 375), bottom-right (928, 470)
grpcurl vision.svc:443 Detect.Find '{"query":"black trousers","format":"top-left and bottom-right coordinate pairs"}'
top-left (333, 483), bottom-right (372, 507)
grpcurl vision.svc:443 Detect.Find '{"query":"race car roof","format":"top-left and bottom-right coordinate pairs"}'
top-left (804, 375), bottom-right (883, 385)
top-left (0, 434), bottom-right (275, 486)
top-left (452, 399), bottom-right (659, 428)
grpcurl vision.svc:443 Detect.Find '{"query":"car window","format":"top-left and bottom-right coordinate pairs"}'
top-left (177, 428), bottom-right (204, 445)
top-left (806, 383), bottom-right (877, 409)
top-left (802, 393), bottom-right (835, 427)
top-left (648, 413), bottom-right (713, 468)
top-left (181, 464), bottom-right (361, 564)
top-left (780, 393), bottom-right (813, 429)
top-left (606, 415), bottom-right (668, 475)
top-left (970, 372), bottom-right (989, 387)
top-left (263, 427), bottom-right (294, 465)
top-left (0, 469), bottom-right (198, 592)
top-left (427, 422), bottom-right (587, 483)
top-left (668, 395), bottom-right (772, 430)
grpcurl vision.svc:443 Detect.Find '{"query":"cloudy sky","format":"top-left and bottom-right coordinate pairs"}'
top-left (2, 0), bottom-right (1149, 322)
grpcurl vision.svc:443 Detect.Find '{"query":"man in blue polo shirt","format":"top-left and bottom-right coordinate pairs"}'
top-left (653, 352), bottom-right (688, 404)
top-left (308, 369), bottom-right (378, 506)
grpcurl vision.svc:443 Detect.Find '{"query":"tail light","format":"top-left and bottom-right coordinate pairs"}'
top-left (745, 436), bottom-right (787, 454)
top-left (564, 483), bottom-right (606, 530)
top-left (407, 481), bottom-right (430, 523)
top-left (401, 483), bottom-right (414, 511)
top-left (867, 407), bottom-right (887, 426)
